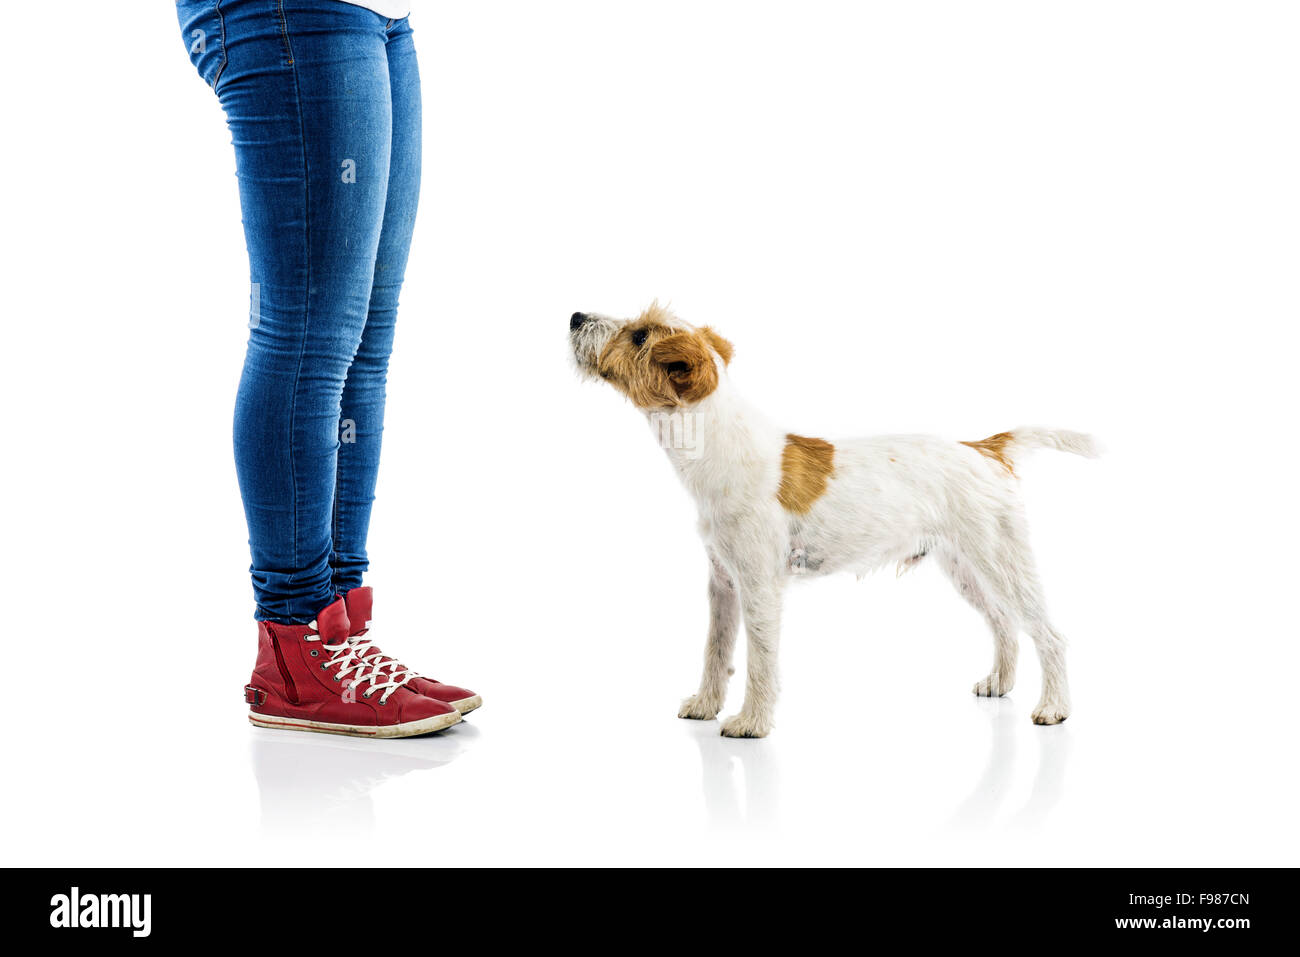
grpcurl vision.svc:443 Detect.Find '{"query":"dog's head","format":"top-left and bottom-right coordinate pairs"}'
top-left (569, 302), bottom-right (733, 409)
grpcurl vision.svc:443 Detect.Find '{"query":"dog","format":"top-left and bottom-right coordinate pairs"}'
top-left (569, 303), bottom-right (1098, 737)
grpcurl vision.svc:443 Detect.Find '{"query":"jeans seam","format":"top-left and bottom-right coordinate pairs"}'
top-left (280, 0), bottom-right (311, 586)
top-left (330, 456), bottom-right (341, 584)
top-left (275, 0), bottom-right (295, 65)
top-left (211, 0), bottom-right (229, 91)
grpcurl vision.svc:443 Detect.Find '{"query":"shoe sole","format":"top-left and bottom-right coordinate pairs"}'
top-left (450, 695), bottom-right (482, 716)
top-left (248, 709), bottom-right (462, 739)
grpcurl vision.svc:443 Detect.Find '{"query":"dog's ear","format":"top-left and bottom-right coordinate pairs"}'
top-left (700, 326), bottom-right (733, 366)
top-left (651, 332), bottom-right (719, 403)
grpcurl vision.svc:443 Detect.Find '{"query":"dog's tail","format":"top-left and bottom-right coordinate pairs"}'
top-left (961, 427), bottom-right (1100, 475)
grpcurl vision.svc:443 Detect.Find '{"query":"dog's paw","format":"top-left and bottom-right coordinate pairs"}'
top-left (678, 695), bottom-right (722, 720)
top-left (1031, 701), bottom-right (1070, 725)
top-left (719, 712), bottom-right (771, 738)
top-left (972, 672), bottom-right (1013, 697)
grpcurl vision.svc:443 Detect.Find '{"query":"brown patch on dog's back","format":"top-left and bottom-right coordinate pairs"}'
top-left (961, 432), bottom-right (1016, 475)
top-left (778, 434), bottom-right (835, 513)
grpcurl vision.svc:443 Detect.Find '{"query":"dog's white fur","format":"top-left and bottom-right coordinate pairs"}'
top-left (571, 307), bottom-right (1097, 738)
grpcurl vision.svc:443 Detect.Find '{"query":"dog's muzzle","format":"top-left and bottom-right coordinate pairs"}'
top-left (569, 311), bottom-right (618, 376)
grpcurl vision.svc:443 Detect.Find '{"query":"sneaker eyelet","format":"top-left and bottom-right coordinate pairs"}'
top-left (378, 697), bottom-right (389, 706)
top-left (310, 650), bottom-right (319, 657)
top-left (363, 692), bottom-right (373, 699)
top-left (333, 675), bottom-right (341, 682)
top-left (320, 663), bottom-right (328, 670)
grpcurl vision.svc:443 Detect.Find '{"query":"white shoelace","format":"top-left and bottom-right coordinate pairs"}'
top-left (306, 620), bottom-right (415, 705)
top-left (348, 623), bottom-right (425, 683)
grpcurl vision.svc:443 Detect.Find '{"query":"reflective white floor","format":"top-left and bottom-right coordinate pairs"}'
top-left (12, 578), bottom-right (1296, 867)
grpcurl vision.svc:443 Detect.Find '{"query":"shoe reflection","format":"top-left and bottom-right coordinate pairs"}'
top-left (949, 696), bottom-right (1070, 829)
top-left (250, 722), bottom-right (478, 832)
top-left (682, 719), bottom-right (779, 828)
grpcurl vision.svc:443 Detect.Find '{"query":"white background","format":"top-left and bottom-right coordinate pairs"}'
top-left (1, 1), bottom-right (1297, 866)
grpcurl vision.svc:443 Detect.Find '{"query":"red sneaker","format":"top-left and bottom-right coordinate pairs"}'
top-left (342, 587), bottom-right (482, 716)
top-left (245, 596), bottom-right (462, 738)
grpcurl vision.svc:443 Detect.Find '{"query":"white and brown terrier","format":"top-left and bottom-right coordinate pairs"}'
top-left (570, 303), bottom-right (1097, 738)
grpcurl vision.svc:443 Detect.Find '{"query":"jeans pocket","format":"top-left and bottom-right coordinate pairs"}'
top-left (176, 0), bottom-right (228, 93)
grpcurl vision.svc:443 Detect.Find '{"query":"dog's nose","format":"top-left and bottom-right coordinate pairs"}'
top-left (570, 312), bottom-right (588, 331)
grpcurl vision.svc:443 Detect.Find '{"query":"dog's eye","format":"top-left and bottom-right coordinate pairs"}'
top-left (631, 329), bottom-right (648, 347)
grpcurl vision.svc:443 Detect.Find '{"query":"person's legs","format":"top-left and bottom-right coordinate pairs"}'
top-left (331, 16), bottom-right (422, 594)
top-left (180, 2), bottom-right (470, 733)
top-left (209, 0), bottom-right (395, 622)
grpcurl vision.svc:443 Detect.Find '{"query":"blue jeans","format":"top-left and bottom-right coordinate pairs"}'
top-left (177, 0), bottom-right (421, 622)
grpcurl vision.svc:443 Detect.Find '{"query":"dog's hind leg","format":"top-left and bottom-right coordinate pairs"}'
top-left (679, 552), bottom-right (740, 720)
top-left (954, 510), bottom-right (1071, 725)
top-left (1023, 617), bottom-right (1070, 725)
top-left (938, 549), bottom-right (1019, 697)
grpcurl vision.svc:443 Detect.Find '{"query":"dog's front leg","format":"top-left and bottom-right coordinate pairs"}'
top-left (679, 553), bottom-right (740, 720)
top-left (719, 578), bottom-right (783, 738)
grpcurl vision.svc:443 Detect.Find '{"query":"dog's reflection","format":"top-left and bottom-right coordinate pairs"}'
top-left (950, 696), bottom-right (1071, 828)
top-left (682, 720), bottom-right (779, 828)
top-left (250, 722), bottom-right (478, 832)
top-left (1011, 720), bottom-right (1072, 829)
